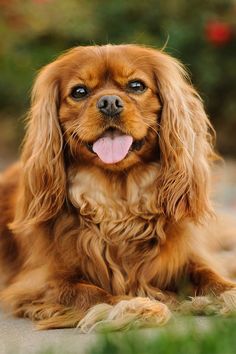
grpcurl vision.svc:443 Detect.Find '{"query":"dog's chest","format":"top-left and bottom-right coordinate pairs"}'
top-left (68, 166), bottom-right (160, 241)
top-left (67, 166), bottom-right (185, 294)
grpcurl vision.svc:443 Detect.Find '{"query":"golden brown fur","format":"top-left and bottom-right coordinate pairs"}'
top-left (0, 44), bottom-right (235, 331)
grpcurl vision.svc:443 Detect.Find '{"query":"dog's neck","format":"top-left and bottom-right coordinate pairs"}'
top-left (68, 162), bottom-right (161, 209)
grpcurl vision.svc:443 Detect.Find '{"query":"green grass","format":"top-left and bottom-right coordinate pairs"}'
top-left (36, 317), bottom-right (236, 354)
top-left (89, 318), bottom-right (236, 354)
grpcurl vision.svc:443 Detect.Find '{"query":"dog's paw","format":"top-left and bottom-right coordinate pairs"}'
top-left (219, 288), bottom-right (236, 315)
top-left (177, 296), bottom-right (220, 316)
top-left (177, 289), bottom-right (236, 317)
top-left (78, 297), bottom-right (171, 333)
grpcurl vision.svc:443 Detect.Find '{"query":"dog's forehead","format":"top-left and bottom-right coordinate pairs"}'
top-left (61, 45), bottom-right (153, 83)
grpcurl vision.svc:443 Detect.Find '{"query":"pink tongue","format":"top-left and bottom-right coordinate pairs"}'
top-left (92, 133), bottom-right (133, 164)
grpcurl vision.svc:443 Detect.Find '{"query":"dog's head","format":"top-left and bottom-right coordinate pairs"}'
top-left (14, 45), bottom-right (216, 231)
top-left (58, 46), bottom-right (162, 170)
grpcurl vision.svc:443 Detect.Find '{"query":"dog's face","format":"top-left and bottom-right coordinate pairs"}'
top-left (14, 44), bottom-right (215, 232)
top-left (58, 46), bottom-right (161, 170)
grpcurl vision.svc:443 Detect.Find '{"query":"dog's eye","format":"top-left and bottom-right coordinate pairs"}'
top-left (70, 86), bottom-right (89, 100)
top-left (127, 80), bottom-right (146, 93)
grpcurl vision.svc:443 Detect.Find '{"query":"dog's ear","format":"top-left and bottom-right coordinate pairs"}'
top-left (11, 61), bottom-right (66, 232)
top-left (150, 50), bottom-right (217, 222)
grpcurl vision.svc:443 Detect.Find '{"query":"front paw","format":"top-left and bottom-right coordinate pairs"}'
top-left (219, 288), bottom-right (236, 315)
top-left (78, 297), bottom-right (171, 333)
top-left (177, 288), bottom-right (236, 316)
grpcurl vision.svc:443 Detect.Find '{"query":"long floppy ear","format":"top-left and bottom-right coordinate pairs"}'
top-left (151, 50), bottom-right (217, 222)
top-left (11, 62), bottom-right (66, 232)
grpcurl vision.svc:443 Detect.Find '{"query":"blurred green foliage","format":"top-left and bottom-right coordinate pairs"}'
top-left (0, 0), bottom-right (235, 158)
top-left (89, 318), bottom-right (236, 354)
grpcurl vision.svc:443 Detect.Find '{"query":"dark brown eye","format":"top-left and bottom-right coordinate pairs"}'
top-left (70, 85), bottom-right (89, 100)
top-left (127, 80), bottom-right (146, 93)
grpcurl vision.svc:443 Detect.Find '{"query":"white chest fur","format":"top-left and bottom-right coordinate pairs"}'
top-left (68, 163), bottom-right (161, 235)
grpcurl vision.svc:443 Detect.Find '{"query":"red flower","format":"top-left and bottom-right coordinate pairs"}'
top-left (205, 21), bottom-right (233, 46)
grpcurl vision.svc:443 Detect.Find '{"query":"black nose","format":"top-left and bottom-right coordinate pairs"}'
top-left (97, 95), bottom-right (124, 117)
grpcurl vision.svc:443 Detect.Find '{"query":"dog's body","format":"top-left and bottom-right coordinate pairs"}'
top-left (0, 44), bottom-right (236, 331)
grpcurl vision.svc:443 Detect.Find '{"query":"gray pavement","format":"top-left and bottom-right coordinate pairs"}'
top-left (0, 311), bottom-right (96, 354)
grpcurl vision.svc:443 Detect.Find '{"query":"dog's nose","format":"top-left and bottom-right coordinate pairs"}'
top-left (97, 95), bottom-right (124, 117)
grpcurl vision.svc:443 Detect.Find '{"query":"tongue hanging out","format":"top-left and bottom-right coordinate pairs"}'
top-left (92, 129), bottom-right (133, 164)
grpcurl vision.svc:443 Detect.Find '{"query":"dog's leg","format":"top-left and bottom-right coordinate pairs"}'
top-left (37, 282), bottom-right (171, 331)
top-left (188, 260), bottom-right (235, 295)
top-left (0, 277), bottom-right (171, 331)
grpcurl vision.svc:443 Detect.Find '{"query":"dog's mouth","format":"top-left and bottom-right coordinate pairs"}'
top-left (85, 128), bottom-right (145, 164)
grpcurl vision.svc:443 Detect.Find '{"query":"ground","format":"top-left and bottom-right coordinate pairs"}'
top-left (0, 312), bottom-right (97, 354)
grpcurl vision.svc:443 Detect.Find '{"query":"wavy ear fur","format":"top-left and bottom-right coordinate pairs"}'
top-left (11, 62), bottom-right (66, 232)
top-left (150, 50), bottom-right (217, 222)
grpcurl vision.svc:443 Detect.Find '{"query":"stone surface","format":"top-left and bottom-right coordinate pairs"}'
top-left (0, 311), bottom-right (96, 354)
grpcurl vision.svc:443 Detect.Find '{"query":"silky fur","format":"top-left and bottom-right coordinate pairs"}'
top-left (0, 44), bottom-right (236, 331)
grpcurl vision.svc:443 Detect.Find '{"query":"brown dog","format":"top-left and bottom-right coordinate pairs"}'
top-left (0, 44), bottom-right (235, 331)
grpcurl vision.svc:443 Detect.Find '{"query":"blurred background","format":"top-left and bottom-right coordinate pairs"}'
top-left (0, 0), bottom-right (235, 211)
